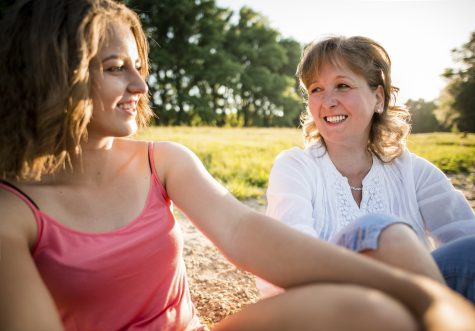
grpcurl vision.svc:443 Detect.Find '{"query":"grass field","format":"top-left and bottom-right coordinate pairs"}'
top-left (136, 127), bottom-right (475, 200)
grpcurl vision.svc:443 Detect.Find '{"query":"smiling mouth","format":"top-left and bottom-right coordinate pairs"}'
top-left (324, 115), bottom-right (348, 124)
top-left (117, 102), bottom-right (137, 115)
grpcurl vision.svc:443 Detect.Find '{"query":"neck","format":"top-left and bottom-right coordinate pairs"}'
top-left (326, 144), bottom-right (372, 181)
top-left (44, 137), bottom-right (118, 185)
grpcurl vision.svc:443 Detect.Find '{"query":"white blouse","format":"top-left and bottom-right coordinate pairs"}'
top-left (266, 143), bottom-right (475, 248)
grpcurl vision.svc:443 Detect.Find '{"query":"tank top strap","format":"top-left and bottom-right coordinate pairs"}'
top-left (148, 142), bottom-right (158, 178)
top-left (0, 179), bottom-right (40, 210)
top-left (147, 142), bottom-right (169, 199)
top-left (0, 180), bottom-right (43, 250)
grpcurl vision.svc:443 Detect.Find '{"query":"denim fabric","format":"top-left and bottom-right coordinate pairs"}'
top-left (332, 214), bottom-right (475, 304)
top-left (432, 235), bottom-right (475, 304)
top-left (331, 213), bottom-right (413, 252)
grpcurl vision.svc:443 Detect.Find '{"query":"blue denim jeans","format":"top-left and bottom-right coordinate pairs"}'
top-left (432, 235), bottom-right (475, 304)
top-left (333, 214), bottom-right (475, 304)
top-left (331, 213), bottom-right (413, 251)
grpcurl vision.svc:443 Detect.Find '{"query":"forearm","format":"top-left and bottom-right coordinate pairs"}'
top-left (226, 210), bottom-right (436, 315)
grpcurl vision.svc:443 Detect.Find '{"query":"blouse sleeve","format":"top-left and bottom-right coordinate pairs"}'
top-left (413, 154), bottom-right (475, 244)
top-left (266, 148), bottom-right (318, 238)
top-left (257, 148), bottom-right (317, 298)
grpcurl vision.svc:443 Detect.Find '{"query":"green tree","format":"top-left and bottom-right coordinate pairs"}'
top-left (440, 31), bottom-right (475, 132)
top-left (276, 38), bottom-right (305, 126)
top-left (126, 0), bottom-right (302, 127)
top-left (406, 98), bottom-right (443, 133)
top-left (127, 0), bottom-right (237, 125)
top-left (223, 7), bottom-right (301, 126)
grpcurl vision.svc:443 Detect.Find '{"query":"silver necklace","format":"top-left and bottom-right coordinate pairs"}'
top-left (349, 185), bottom-right (363, 191)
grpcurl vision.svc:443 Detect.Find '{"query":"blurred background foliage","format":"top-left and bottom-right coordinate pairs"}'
top-left (0, 0), bottom-right (473, 131)
top-left (126, 0), bottom-right (303, 127)
top-left (125, 0), bottom-right (475, 132)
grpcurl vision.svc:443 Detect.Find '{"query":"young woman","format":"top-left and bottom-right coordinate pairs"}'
top-left (0, 2), bottom-right (474, 330)
top-left (261, 35), bottom-right (475, 302)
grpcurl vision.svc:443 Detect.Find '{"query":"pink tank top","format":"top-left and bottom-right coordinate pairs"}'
top-left (0, 143), bottom-right (204, 331)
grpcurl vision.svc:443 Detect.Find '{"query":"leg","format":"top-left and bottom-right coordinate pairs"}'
top-left (362, 223), bottom-right (444, 282)
top-left (332, 214), bottom-right (444, 282)
top-left (432, 235), bottom-right (475, 304)
top-left (213, 284), bottom-right (418, 331)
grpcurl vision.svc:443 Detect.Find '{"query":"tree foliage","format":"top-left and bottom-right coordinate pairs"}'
top-left (125, 0), bottom-right (303, 126)
top-left (406, 99), bottom-right (443, 133)
top-left (439, 32), bottom-right (475, 132)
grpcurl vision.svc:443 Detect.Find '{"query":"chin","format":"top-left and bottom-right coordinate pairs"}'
top-left (115, 124), bottom-right (138, 138)
top-left (124, 128), bottom-right (138, 137)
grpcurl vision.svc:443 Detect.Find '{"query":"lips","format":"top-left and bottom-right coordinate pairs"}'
top-left (324, 115), bottom-right (348, 123)
top-left (117, 100), bottom-right (138, 115)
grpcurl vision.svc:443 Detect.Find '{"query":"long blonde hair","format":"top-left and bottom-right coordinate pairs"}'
top-left (297, 36), bottom-right (410, 162)
top-left (0, 0), bottom-right (153, 180)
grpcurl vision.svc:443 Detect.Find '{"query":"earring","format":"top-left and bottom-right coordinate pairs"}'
top-left (376, 107), bottom-right (383, 114)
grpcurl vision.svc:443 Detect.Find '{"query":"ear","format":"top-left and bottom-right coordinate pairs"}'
top-left (374, 85), bottom-right (385, 113)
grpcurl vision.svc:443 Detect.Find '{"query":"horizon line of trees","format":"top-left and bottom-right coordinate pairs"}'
top-left (126, 0), bottom-right (474, 132)
top-left (1, 0), bottom-right (473, 131)
top-left (409, 31), bottom-right (475, 133)
top-left (126, 0), bottom-right (303, 127)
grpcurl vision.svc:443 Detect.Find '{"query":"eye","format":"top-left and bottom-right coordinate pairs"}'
top-left (310, 86), bottom-right (322, 94)
top-left (337, 83), bottom-right (350, 90)
top-left (107, 65), bottom-right (125, 72)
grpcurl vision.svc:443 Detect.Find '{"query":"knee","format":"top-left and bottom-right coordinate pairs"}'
top-left (294, 285), bottom-right (418, 331)
top-left (336, 286), bottom-right (419, 331)
top-left (378, 223), bottom-right (421, 249)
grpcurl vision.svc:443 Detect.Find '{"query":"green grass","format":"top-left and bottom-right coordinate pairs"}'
top-left (136, 128), bottom-right (475, 200)
top-left (408, 133), bottom-right (475, 174)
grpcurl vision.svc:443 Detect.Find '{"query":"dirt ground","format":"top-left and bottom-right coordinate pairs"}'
top-left (180, 174), bottom-right (474, 328)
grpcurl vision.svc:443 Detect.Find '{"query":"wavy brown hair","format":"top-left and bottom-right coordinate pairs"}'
top-left (297, 36), bottom-right (410, 162)
top-left (0, 0), bottom-right (153, 180)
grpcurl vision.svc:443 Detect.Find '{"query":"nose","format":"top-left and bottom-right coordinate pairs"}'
top-left (128, 70), bottom-right (148, 95)
top-left (322, 91), bottom-right (337, 109)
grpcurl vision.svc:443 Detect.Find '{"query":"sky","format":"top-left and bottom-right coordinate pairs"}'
top-left (215, 0), bottom-right (475, 104)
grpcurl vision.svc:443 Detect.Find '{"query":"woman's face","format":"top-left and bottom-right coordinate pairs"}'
top-left (88, 21), bottom-right (148, 140)
top-left (306, 61), bottom-right (383, 149)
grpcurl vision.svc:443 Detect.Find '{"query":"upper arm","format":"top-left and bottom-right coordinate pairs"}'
top-left (0, 193), bottom-right (63, 331)
top-left (413, 155), bottom-right (475, 243)
top-left (266, 150), bottom-right (317, 237)
top-left (156, 142), bottom-right (251, 252)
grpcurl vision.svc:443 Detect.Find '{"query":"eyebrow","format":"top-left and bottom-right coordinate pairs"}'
top-left (101, 54), bottom-right (122, 62)
top-left (101, 54), bottom-right (141, 64)
top-left (334, 75), bottom-right (353, 80)
top-left (311, 75), bottom-right (354, 83)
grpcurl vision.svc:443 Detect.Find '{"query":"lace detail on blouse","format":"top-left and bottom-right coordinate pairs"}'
top-left (330, 154), bottom-right (386, 235)
top-left (361, 171), bottom-right (385, 214)
top-left (334, 173), bottom-right (355, 229)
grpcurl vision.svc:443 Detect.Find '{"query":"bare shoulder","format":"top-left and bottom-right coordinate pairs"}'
top-left (115, 137), bottom-right (150, 154)
top-left (0, 186), bottom-right (37, 248)
top-left (116, 138), bottom-right (194, 160)
top-left (151, 141), bottom-right (204, 187)
top-left (154, 140), bottom-right (193, 154)
top-left (153, 141), bottom-right (200, 167)
top-left (0, 185), bottom-right (63, 331)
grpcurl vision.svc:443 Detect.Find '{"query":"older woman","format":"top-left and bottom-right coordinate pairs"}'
top-left (261, 36), bottom-right (475, 302)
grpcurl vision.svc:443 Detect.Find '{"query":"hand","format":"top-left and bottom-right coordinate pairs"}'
top-left (414, 276), bottom-right (475, 331)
